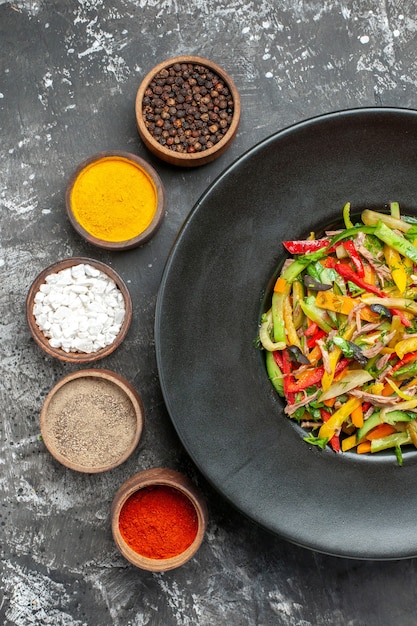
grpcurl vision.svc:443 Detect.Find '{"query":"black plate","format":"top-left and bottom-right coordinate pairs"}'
top-left (155, 108), bottom-right (417, 560)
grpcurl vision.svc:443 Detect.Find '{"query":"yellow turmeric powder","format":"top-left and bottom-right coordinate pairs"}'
top-left (70, 156), bottom-right (157, 242)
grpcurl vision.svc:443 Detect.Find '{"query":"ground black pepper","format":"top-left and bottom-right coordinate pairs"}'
top-left (142, 62), bottom-right (235, 154)
top-left (44, 377), bottom-right (138, 468)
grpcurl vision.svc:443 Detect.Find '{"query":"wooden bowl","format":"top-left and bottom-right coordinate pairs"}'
top-left (26, 257), bottom-right (132, 363)
top-left (135, 56), bottom-right (241, 167)
top-left (111, 468), bottom-right (208, 571)
top-left (66, 151), bottom-right (166, 250)
top-left (40, 369), bottom-right (144, 473)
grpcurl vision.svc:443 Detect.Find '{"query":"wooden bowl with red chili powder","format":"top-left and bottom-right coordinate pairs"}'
top-left (111, 468), bottom-right (208, 571)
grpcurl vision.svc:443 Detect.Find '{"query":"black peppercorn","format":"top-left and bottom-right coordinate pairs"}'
top-left (142, 62), bottom-right (235, 154)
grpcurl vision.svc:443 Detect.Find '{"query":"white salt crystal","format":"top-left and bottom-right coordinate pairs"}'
top-left (73, 337), bottom-right (94, 352)
top-left (33, 263), bottom-right (126, 354)
top-left (71, 264), bottom-right (86, 279)
top-left (70, 285), bottom-right (88, 294)
top-left (84, 264), bottom-right (100, 277)
top-left (34, 291), bottom-right (45, 303)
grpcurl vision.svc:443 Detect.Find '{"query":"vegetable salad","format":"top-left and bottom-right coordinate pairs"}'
top-left (260, 203), bottom-right (417, 465)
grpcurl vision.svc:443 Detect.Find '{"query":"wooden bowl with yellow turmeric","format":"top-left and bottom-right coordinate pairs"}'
top-left (65, 151), bottom-right (166, 250)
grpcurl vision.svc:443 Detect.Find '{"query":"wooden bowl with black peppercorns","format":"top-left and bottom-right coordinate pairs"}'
top-left (135, 55), bottom-right (241, 167)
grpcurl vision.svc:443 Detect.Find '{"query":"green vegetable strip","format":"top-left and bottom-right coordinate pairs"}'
top-left (343, 202), bottom-right (354, 228)
top-left (282, 249), bottom-right (327, 284)
top-left (299, 299), bottom-right (334, 333)
top-left (382, 410), bottom-right (414, 425)
top-left (272, 249), bottom-right (326, 342)
top-left (390, 201), bottom-right (400, 219)
top-left (265, 350), bottom-right (284, 396)
top-left (362, 209), bottom-right (412, 233)
top-left (374, 220), bottom-right (417, 264)
top-left (272, 290), bottom-right (289, 343)
top-left (356, 412), bottom-right (381, 442)
top-left (327, 225), bottom-right (376, 248)
top-left (370, 432), bottom-right (412, 453)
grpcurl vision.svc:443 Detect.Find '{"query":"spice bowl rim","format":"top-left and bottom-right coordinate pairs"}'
top-left (65, 150), bottom-right (166, 250)
top-left (40, 368), bottom-right (144, 473)
top-left (135, 55), bottom-right (241, 167)
top-left (111, 467), bottom-right (208, 571)
top-left (26, 256), bottom-right (132, 363)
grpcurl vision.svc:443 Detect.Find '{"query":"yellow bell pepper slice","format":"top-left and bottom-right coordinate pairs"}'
top-left (384, 244), bottom-right (408, 293)
top-left (385, 378), bottom-right (415, 401)
top-left (272, 282), bottom-right (291, 343)
top-left (395, 337), bottom-right (417, 360)
top-left (315, 291), bottom-right (378, 323)
top-left (318, 397), bottom-right (362, 441)
top-left (368, 382), bottom-right (385, 395)
top-left (321, 323), bottom-right (356, 392)
top-left (283, 295), bottom-right (302, 348)
top-left (388, 315), bottom-right (404, 348)
top-left (342, 433), bottom-right (358, 452)
top-left (321, 347), bottom-right (342, 393)
top-left (363, 263), bottom-right (375, 285)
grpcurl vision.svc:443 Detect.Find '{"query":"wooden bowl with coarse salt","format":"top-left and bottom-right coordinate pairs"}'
top-left (26, 257), bottom-right (132, 363)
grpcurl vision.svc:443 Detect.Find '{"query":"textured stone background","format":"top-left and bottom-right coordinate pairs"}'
top-left (2, 1), bottom-right (417, 624)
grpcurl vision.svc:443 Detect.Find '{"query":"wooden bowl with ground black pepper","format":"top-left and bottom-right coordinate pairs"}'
top-left (40, 369), bottom-right (144, 473)
top-left (135, 55), bottom-right (241, 167)
top-left (111, 468), bottom-right (208, 571)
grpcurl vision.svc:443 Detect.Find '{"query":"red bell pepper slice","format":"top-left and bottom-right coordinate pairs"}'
top-left (320, 408), bottom-right (340, 452)
top-left (283, 239), bottom-right (331, 254)
top-left (343, 239), bottom-right (365, 278)
top-left (286, 358), bottom-right (350, 393)
top-left (273, 349), bottom-right (295, 404)
top-left (304, 322), bottom-right (319, 337)
top-left (281, 349), bottom-right (296, 404)
top-left (307, 329), bottom-right (327, 348)
top-left (390, 351), bottom-right (417, 374)
top-left (324, 257), bottom-right (337, 269)
top-left (390, 308), bottom-right (412, 328)
top-left (334, 262), bottom-right (386, 297)
top-left (273, 350), bottom-right (284, 369)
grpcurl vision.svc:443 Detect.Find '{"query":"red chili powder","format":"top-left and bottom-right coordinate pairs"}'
top-left (118, 485), bottom-right (199, 559)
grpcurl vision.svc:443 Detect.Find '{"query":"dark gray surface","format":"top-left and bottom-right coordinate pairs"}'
top-left (2, 1), bottom-right (417, 624)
